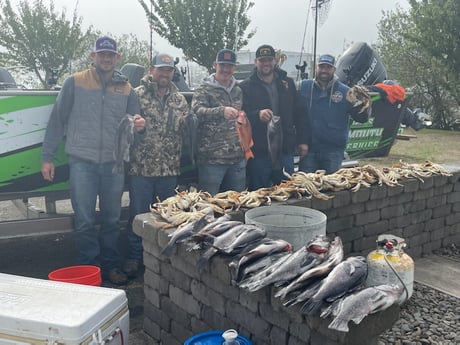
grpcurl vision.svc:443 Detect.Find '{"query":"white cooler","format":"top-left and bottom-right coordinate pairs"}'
top-left (0, 273), bottom-right (129, 344)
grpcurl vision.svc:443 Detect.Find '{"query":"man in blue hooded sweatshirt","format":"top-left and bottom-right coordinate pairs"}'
top-left (297, 54), bottom-right (371, 174)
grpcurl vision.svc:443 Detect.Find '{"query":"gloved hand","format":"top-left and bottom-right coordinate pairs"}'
top-left (346, 85), bottom-right (371, 114)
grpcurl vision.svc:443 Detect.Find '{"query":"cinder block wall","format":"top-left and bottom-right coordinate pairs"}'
top-left (133, 170), bottom-right (460, 345)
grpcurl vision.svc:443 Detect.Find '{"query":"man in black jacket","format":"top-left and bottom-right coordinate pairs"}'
top-left (240, 44), bottom-right (307, 190)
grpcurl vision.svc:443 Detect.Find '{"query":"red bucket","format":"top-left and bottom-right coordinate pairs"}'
top-left (48, 265), bottom-right (102, 286)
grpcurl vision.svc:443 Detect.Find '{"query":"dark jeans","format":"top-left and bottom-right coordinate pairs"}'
top-left (127, 175), bottom-right (177, 260)
top-left (198, 159), bottom-right (246, 195)
top-left (298, 151), bottom-right (343, 174)
top-left (247, 154), bottom-right (294, 191)
top-left (69, 159), bottom-right (124, 273)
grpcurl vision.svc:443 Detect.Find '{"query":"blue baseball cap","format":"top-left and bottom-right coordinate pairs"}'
top-left (94, 36), bottom-right (117, 54)
top-left (216, 49), bottom-right (237, 65)
top-left (318, 54), bottom-right (336, 67)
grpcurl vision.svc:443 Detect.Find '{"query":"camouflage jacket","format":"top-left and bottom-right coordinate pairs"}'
top-left (129, 75), bottom-right (189, 176)
top-left (191, 75), bottom-right (244, 164)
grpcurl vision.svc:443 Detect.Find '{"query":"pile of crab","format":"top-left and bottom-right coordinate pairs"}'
top-left (150, 161), bottom-right (451, 229)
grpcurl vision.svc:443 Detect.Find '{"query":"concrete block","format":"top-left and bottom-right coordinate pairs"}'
top-left (403, 223), bottom-right (424, 238)
top-left (337, 203), bottom-right (365, 217)
top-left (191, 279), bottom-right (226, 314)
top-left (332, 191), bottom-right (351, 208)
top-left (350, 188), bottom-right (370, 203)
top-left (410, 209), bottom-right (433, 225)
top-left (144, 300), bottom-right (171, 332)
top-left (422, 239), bottom-right (442, 255)
top-left (169, 284), bottom-right (201, 316)
top-left (363, 220), bottom-right (390, 237)
top-left (226, 300), bottom-right (271, 338)
top-left (388, 191), bottom-right (413, 205)
top-left (426, 194), bottom-right (447, 208)
top-left (434, 183), bottom-right (453, 195)
top-left (381, 205), bottom-right (405, 219)
top-left (259, 302), bottom-right (290, 330)
top-left (413, 188), bottom-right (434, 201)
top-left (370, 184), bottom-right (388, 200)
top-left (403, 178), bottom-right (420, 193)
top-left (419, 176), bottom-right (434, 190)
top-left (171, 319), bottom-right (193, 344)
top-left (144, 285), bottom-right (160, 309)
top-left (432, 204), bottom-right (452, 218)
top-left (365, 198), bottom-right (389, 211)
top-left (162, 262), bottom-right (192, 292)
top-left (387, 185), bottom-right (404, 196)
top-left (446, 211), bottom-right (460, 225)
top-left (270, 326), bottom-right (289, 345)
top-left (404, 199), bottom-right (426, 213)
top-left (327, 215), bottom-right (354, 232)
top-left (336, 226), bottom-right (363, 243)
top-left (434, 175), bottom-right (449, 187)
top-left (447, 191), bottom-right (460, 204)
top-left (355, 210), bottom-right (380, 226)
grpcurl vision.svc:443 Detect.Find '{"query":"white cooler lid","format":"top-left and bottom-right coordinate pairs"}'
top-left (0, 273), bottom-right (127, 341)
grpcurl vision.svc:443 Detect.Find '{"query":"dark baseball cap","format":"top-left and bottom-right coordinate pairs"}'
top-left (256, 45), bottom-right (276, 59)
top-left (318, 54), bottom-right (336, 67)
top-left (94, 36), bottom-right (117, 54)
top-left (216, 49), bottom-right (237, 65)
top-left (151, 53), bottom-right (175, 68)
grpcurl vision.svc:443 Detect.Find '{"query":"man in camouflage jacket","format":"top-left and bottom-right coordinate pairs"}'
top-left (191, 49), bottom-right (246, 195)
top-left (124, 53), bottom-right (189, 277)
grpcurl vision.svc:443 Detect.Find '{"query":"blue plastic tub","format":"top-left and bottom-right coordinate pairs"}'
top-left (184, 330), bottom-right (252, 345)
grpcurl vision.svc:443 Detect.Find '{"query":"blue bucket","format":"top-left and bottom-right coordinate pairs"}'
top-left (184, 330), bottom-right (252, 345)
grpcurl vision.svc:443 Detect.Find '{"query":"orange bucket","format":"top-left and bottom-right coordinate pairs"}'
top-left (48, 265), bottom-right (102, 286)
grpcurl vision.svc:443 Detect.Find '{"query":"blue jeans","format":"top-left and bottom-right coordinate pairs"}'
top-left (127, 175), bottom-right (177, 260)
top-left (298, 151), bottom-right (344, 174)
top-left (198, 159), bottom-right (246, 195)
top-left (247, 154), bottom-right (294, 191)
top-left (69, 159), bottom-right (124, 273)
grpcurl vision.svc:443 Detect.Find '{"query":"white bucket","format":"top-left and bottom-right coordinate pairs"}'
top-left (245, 205), bottom-right (327, 250)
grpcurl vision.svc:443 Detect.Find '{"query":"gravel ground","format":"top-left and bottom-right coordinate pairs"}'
top-left (378, 244), bottom-right (460, 345)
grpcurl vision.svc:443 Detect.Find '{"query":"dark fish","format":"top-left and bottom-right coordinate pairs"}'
top-left (321, 284), bottom-right (403, 332)
top-left (275, 236), bottom-right (344, 300)
top-left (230, 239), bottom-right (292, 283)
top-left (161, 213), bottom-right (213, 257)
top-left (234, 251), bottom-right (290, 285)
top-left (196, 224), bottom-right (259, 273)
top-left (113, 114), bottom-right (134, 174)
top-left (239, 235), bottom-right (331, 292)
top-left (190, 220), bottom-right (242, 246)
top-left (300, 256), bottom-right (368, 316)
top-left (267, 115), bottom-right (283, 170)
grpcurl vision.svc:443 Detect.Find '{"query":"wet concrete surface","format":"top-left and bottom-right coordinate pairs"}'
top-left (0, 230), bottom-right (148, 344)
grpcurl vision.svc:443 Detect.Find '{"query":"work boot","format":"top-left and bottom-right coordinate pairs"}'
top-left (106, 268), bottom-right (128, 285)
top-left (122, 259), bottom-right (143, 278)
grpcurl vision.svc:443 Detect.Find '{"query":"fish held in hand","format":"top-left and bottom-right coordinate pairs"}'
top-left (267, 115), bottom-right (283, 170)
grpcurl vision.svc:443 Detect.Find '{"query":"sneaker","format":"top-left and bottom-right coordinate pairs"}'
top-left (106, 268), bottom-right (128, 285)
top-left (122, 259), bottom-right (143, 278)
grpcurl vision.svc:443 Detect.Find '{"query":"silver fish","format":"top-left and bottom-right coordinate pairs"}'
top-left (239, 235), bottom-right (331, 292)
top-left (267, 115), bottom-right (283, 170)
top-left (219, 225), bottom-right (266, 254)
top-left (230, 239), bottom-right (292, 283)
top-left (161, 213), bottom-right (213, 257)
top-left (300, 256), bottom-right (368, 316)
top-left (321, 284), bottom-right (403, 332)
top-left (235, 251), bottom-right (290, 285)
top-left (196, 224), bottom-right (262, 273)
top-left (113, 114), bottom-right (134, 174)
top-left (275, 236), bottom-right (344, 300)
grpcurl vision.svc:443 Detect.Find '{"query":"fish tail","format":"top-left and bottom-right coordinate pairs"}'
top-left (161, 244), bottom-right (175, 257)
top-left (300, 298), bottom-right (323, 316)
top-left (282, 296), bottom-right (301, 308)
top-left (196, 248), bottom-right (217, 273)
top-left (328, 317), bottom-right (350, 332)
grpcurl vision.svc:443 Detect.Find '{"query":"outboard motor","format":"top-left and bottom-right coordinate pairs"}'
top-left (336, 42), bottom-right (387, 86)
top-left (120, 63), bottom-right (145, 88)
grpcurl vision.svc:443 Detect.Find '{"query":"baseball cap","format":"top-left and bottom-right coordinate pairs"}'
top-left (94, 36), bottom-right (117, 54)
top-left (216, 49), bottom-right (237, 65)
top-left (256, 45), bottom-right (276, 59)
top-left (318, 54), bottom-right (336, 67)
top-left (151, 53), bottom-right (175, 68)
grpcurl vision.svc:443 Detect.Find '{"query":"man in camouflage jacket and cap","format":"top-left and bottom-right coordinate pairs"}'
top-left (124, 53), bottom-right (189, 277)
top-left (191, 48), bottom-right (246, 195)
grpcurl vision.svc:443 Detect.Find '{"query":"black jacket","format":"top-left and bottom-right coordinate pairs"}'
top-left (240, 67), bottom-right (302, 158)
